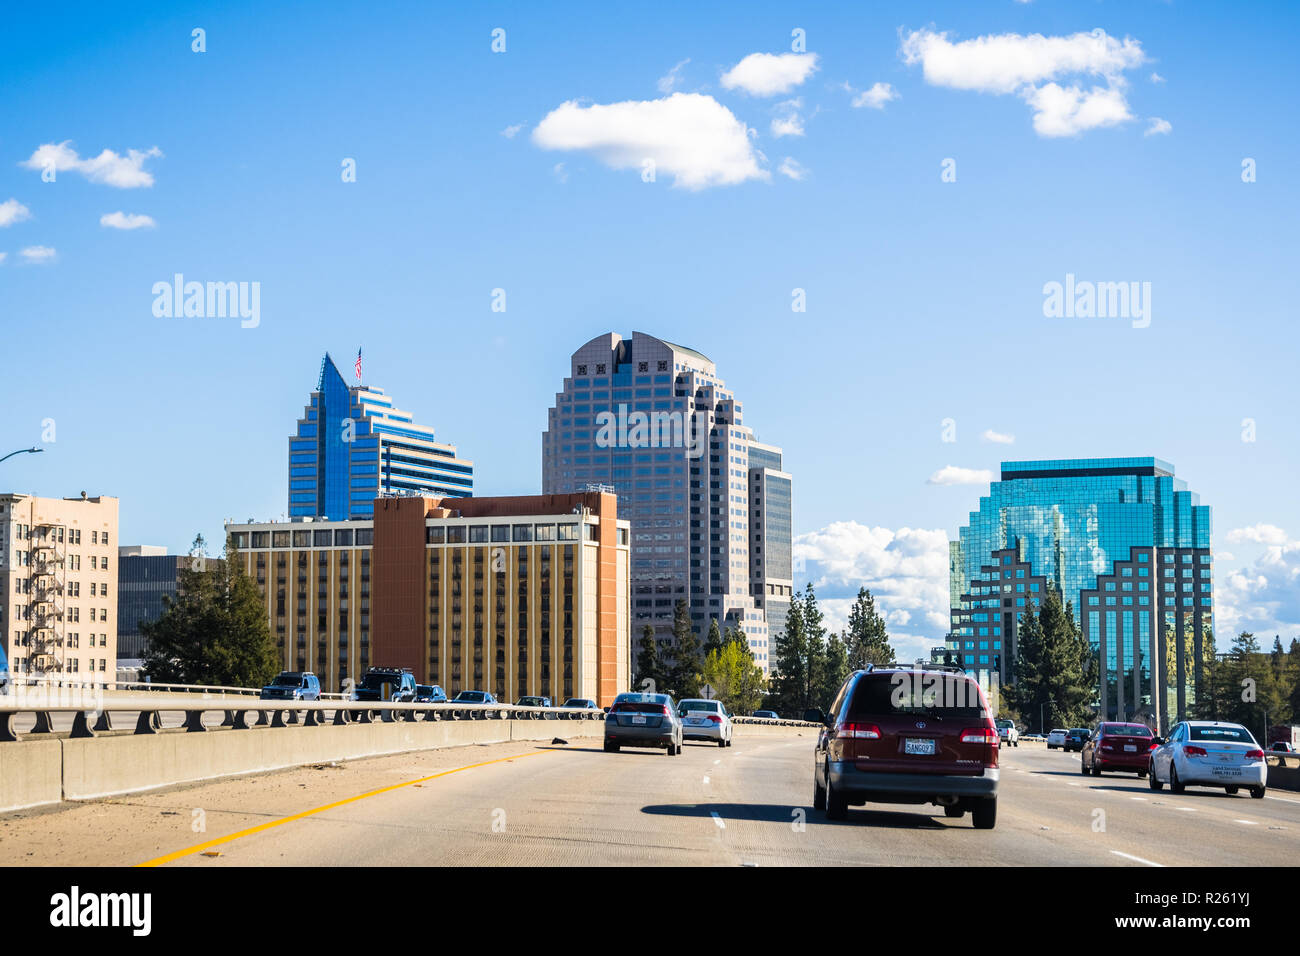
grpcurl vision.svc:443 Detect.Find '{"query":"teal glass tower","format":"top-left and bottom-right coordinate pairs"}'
top-left (289, 354), bottom-right (473, 520)
top-left (949, 458), bottom-right (1212, 732)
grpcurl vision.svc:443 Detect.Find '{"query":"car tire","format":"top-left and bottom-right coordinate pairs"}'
top-left (813, 768), bottom-right (827, 811)
top-left (1080, 758), bottom-right (1090, 776)
top-left (1250, 786), bottom-right (1266, 799)
top-left (825, 768), bottom-right (848, 821)
top-left (1148, 763), bottom-right (1163, 790)
top-left (1225, 786), bottom-right (1239, 795)
top-left (972, 796), bottom-right (997, 830)
top-left (718, 738), bottom-right (727, 748)
top-left (604, 741), bottom-right (619, 753)
top-left (1170, 764), bottom-right (1185, 794)
top-left (1091, 760), bottom-right (1101, 777)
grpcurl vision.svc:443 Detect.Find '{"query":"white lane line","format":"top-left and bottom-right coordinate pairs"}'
top-left (703, 776), bottom-right (710, 785)
top-left (1112, 850), bottom-right (1164, 867)
top-left (1175, 807), bottom-right (1197, 812)
top-left (1131, 797), bottom-right (1147, 801)
top-left (714, 759), bottom-right (721, 765)
top-left (711, 811), bottom-right (726, 830)
top-left (1066, 782), bottom-right (1080, 787)
top-left (1235, 819), bottom-right (1258, 825)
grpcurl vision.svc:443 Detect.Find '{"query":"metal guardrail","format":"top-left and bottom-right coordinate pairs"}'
top-left (1265, 752), bottom-right (1300, 769)
top-left (0, 700), bottom-right (610, 743)
top-left (731, 716), bottom-right (821, 729)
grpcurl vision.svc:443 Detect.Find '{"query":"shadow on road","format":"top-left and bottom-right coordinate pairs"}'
top-left (640, 802), bottom-right (951, 829)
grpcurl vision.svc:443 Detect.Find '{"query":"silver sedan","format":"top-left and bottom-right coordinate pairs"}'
top-left (1149, 720), bottom-right (1267, 798)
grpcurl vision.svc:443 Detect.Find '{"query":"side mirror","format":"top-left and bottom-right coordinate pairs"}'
top-left (803, 708), bottom-right (825, 725)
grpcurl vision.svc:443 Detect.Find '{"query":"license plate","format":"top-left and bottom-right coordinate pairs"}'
top-left (1124, 745), bottom-right (1137, 752)
top-left (905, 738), bottom-right (936, 755)
top-left (1212, 767), bottom-right (1241, 776)
top-left (632, 715), bottom-right (646, 724)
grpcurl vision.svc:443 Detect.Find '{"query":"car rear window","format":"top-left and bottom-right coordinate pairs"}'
top-left (849, 673), bottom-right (987, 719)
top-left (1190, 725), bottom-right (1254, 743)
top-left (682, 701), bottom-right (721, 713)
top-left (1103, 723), bottom-right (1152, 737)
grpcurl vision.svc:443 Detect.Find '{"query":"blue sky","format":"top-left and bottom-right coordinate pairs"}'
top-left (2, 1), bottom-right (1298, 658)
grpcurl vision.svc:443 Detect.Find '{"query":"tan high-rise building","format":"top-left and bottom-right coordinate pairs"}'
top-left (227, 491), bottom-right (631, 706)
top-left (0, 493), bottom-right (119, 680)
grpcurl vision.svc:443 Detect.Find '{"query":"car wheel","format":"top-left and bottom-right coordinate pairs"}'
top-left (1080, 757), bottom-right (1090, 776)
top-left (813, 767), bottom-right (827, 811)
top-left (1170, 764), bottom-right (1185, 794)
top-left (1225, 786), bottom-right (1239, 795)
top-left (1091, 760), bottom-right (1101, 777)
top-left (972, 796), bottom-right (997, 830)
top-left (1148, 762), bottom-right (1163, 790)
top-left (718, 738), bottom-right (727, 748)
top-left (1250, 786), bottom-right (1265, 799)
top-left (604, 741), bottom-right (619, 753)
top-left (1138, 769), bottom-right (1148, 778)
top-left (944, 804), bottom-right (965, 818)
top-left (825, 767), bottom-right (848, 821)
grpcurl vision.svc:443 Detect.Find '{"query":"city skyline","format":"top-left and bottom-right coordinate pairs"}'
top-left (4, 1), bottom-right (1299, 666)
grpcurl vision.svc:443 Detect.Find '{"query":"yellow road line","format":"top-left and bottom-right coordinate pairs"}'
top-left (136, 748), bottom-right (554, 867)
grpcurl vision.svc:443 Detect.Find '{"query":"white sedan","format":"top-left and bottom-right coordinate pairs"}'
top-left (1149, 721), bottom-right (1267, 798)
top-left (1046, 728), bottom-right (1068, 749)
top-left (677, 699), bottom-right (733, 747)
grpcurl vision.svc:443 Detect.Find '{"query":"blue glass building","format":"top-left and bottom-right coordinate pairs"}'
top-left (289, 354), bottom-right (473, 520)
top-left (949, 458), bottom-right (1212, 731)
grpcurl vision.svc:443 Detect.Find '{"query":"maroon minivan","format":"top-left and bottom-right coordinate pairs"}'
top-left (810, 665), bottom-right (1000, 829)
top-left (1080, 722), bottom-right (1156, 777)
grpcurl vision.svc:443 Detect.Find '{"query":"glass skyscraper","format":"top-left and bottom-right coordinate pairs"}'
top-left (949, 458), bottom-right (1212, 731)
top-left (541, 332), bottom-right (792, 673)
top-left (289, 354), bottom-right (473, 520)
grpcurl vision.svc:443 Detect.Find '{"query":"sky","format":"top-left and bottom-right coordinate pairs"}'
top-left (2, 1), bottom-right (1298, 662)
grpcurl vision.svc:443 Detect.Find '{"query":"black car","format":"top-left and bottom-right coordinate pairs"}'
top-left (414, 684), bottom-right (447, 703)
top-left (352, 667), bottom-right (417, 702)
top-left (1064, 727), bottom-right (1091, 752)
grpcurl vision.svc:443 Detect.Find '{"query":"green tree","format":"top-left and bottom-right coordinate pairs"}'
top-left (141, 535), bottom-right (279, 688)
top-left (802, 583), bottom-right (827, 708)
top-left (816, 631), bottom-right (851, 710)
top-left (767, 589), bottom-right (811, 717)
top-left (702, 640), bottom-right (767, 715)
top-left (634, 624), bottom-right (665, 694)
top-left (845, 587), bottom-right (895, 668)
top-left (705, 618), bottom-right (724, 658)
top-left (669, 599), bottom-right (703, 700)
top-left (1007, 589), bottom-right (1093, 731)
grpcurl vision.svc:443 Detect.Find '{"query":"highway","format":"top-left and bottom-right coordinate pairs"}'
top-left (2, 735), bottom-right (1297, 866)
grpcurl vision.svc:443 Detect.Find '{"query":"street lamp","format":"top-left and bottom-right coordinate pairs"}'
top-left (0, 446), bottom-right (43, 464)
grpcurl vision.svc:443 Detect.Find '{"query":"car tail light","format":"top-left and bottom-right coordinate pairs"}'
top-left (1245, 749), bottom-right (1264, 759)
top-left (960, 727), bottom-right (999, 745)
top-left (1101, 741), bottom-right (1116, 752)
top-left (1148, 742), bottom-right (1159, 752)
top-left (706, 714), bottom-right (722, 724)
top-left (660, 705), bottom-right (672, 716)
top-left (1184, 745), bottom-right (1208, 757)
top-left (837, 722), bottom-right (881, 739)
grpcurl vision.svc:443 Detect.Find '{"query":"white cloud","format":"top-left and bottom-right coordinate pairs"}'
top-left (900, 28), bottom-right (1146, 137)
top-left (657, 58), bottom-right (691, 94)
top-left (1144, 116), bottom-right (1172, 136)
top-left (1226, 524), bottom-right (1289, 547)
top-left (20, 245), bottom-right (56, 263)
top-left (532, 93), bottom-right (767, 190)
top-left (1215, 531), bottom-right (1300, 641)
top-left (500, 124), bottom-right (523, 139)
top-left (21, 141), bottom-right (163, 188)
top-left (100, 211), bottom-right (156, 230)
top-left (795, 522), bottom-right (952, 659)
top-left (0, 198), bottom-right (32, 227)
top-left (927, 465), bottom-right (994, 486)
top-left (981, 429), bottom-right (1015, 444)
top-left (1150, 71), bottom-right (1166, 84)
top-left (777, 157), bottom-right (808, 180)
top-left (552, 162), bottom-right (568, 184)
top-left (721, 52), bottom-right (819, 96)
top-left (770, 98), bottom-right (805, 137)
top-left (852, 82), bottom-right (899, 109)
top-left (0, 252), bottom-right (6, 264)
top-left (1023, 82), bottom-right (1133, 137)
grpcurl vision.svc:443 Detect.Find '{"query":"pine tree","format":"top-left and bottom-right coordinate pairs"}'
top-left (669, 599), bottom-right (702, 700)
top-left (817, 631), bottom-right (850, 710)
top-left (802, 583), bottom-right (827, 709)
top-left (705, 618), bottom-right (724, 657)
top-left (767, 589), bottom-right (809, 717)
top-left (845, 587), bottom-right (895, 667)
top-left (634, 624), bottom-right (664, 694)
top-left (142, 535), bottom-right (280, 687)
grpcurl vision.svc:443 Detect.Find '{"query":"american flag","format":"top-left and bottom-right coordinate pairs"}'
top-left (354, 348), bottom-right (362, 382)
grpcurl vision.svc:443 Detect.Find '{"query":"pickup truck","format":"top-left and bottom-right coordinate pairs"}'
top-left (995, 718), bottom-right (1020, 747)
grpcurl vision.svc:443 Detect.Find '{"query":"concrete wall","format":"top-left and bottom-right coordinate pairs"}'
top-left (0, 739), bottom-right (62, 813)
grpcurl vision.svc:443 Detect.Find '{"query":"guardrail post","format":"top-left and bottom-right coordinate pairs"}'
top-left (333, 708), bottom-right (351, 725)
top-left (71, 711), bottom-right (96, 739)
top-left (31, 711), bottom-right (53, 734)
top-left (220, 710), bottom-right (236, 727)
top-left (304, 708), bottom-right (321, 727)
top-left (0, 713), bottom-right (20, 742)
top-left (93, 711), bottom-right (114, 733)
top-left (270, 710), bottom-right (287, 728)
top-left (355, 709), bottom-right (373, 724)
top-left (134, 711), bottom-right (158, 735)
top-left (286, 709), bottom-right (300, 725)
top-left (231, 710), bottom-right (252, 730)
top-left (183, 710), bottom-right (207, 733)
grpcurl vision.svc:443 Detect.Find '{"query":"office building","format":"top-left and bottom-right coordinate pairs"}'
top-left (117, 546), bottom-right (224, 660)
top-left (0, 493), bottom-right (119, 679)
top-left (289, 353), bottom-right (473, 520)
top-left (949, 458), bottom-right (1213, 730)
top-left (228, 491), bottom-right (630, 706)
top-left (541, 332), bottom-right (791, 673)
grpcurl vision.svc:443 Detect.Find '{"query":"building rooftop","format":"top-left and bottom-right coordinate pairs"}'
top-left (1000, 457), bottom-right (1176, 480)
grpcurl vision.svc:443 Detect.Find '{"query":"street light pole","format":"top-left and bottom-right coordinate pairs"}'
top-left (0, 447), bottom-right (43, 464)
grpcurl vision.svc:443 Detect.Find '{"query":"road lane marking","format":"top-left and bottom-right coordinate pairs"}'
top-left (1175, 807), bottom-right (1197, 812)
top-left (714, 759), bottom-right (721, 765)
top-left (703, 776), bottom-right (710, 785)
top-left (1131, 797), bottom-right (1147, 801)
top-left (135, 748), bottom-right (555, 867)
top-left (1112, 850), bottom-right (1164, 867)
top-left (1235, 819), bottom-right (1258, 825)
top-left (710, 812), bottom-right (726, 830)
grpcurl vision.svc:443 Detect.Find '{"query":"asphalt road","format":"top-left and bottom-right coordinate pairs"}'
top-left (3, 735), bottom-right (1298, 866)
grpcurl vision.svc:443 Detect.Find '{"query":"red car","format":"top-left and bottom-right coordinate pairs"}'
top-left (1080, 722), bottom-right (1158, 777)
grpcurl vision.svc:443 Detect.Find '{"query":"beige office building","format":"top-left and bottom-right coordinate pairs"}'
top-left (0, 493), bottom-right (119, 679)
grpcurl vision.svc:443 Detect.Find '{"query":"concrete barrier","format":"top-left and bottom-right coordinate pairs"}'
top-left (0, 739), bottom-right (62, 813)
